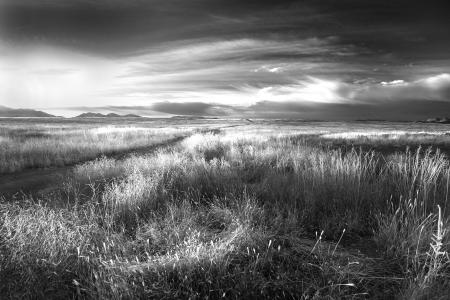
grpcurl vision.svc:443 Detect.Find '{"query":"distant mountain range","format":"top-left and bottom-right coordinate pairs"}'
top-left (75, 112), bottom-right (141, 118)
top-left (0, 106), bottom-right (143, 118)
top-left (170, 115), bottom-right (217, 120)
top-left (0, 105), bottom-right (56, 117)
top-left (420, 117), bottom-right (450, 124)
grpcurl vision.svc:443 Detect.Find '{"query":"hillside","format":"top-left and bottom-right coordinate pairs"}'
top-left (422, 117), bottom-right (450, 124)
top-left (76, 112), bottom-right (141, 118)
top-left (0, 105), bottom-right (56, 118)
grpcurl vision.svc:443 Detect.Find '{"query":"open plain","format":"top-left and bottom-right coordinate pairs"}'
top-left (0, 118), bottom-right (449, 299)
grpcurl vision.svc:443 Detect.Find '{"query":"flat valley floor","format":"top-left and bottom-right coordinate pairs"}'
top-left (1, 117), bottom-right (449, 299)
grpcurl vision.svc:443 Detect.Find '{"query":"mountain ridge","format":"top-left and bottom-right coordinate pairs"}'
top-left (0, 105), bottom-right (56, 117)
top-left (75, 112), bottom-right (141, 118)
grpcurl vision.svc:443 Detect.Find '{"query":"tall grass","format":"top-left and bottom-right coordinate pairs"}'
top-left (0, 125), bottom-right (193, 173)
top-left (1, 130), bottom-right (449, 298)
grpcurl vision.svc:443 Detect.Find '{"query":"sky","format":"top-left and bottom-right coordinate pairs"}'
top-left (0, 0), bottom-right (449, 119)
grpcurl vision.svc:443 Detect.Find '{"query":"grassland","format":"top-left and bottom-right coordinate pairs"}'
top-left (0, 118), bottom-right (226, 173)
top-left (0, 119), bottom-right (449, 299)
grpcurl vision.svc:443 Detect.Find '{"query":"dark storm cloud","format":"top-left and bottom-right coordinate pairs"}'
top-left (246, 74), bottom-right (450, 120)
top-left (243, 99), bottom-right (450, 121)
top-left (0, 0), bottom-right (303, 55)
top-left (1, 0), bottom-right (450, 119)
top-left (247, 99), bottom-right (450, 121)
top-left (63, 102), bottom-right (241, 116)
top-left (150, 102), bottom-right (234, 116)
top-left (2, 0), bottom-right (449, 58)
top-left (55, 73), bottom-right (450, 120)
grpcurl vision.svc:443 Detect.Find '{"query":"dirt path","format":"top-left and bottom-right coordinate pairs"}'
top-left (0, 125), bottom-right (246, 199)
top-left (0, 135), bottom-right (188, 199)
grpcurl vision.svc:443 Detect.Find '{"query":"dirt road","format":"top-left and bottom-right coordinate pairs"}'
top-left (0, 135), bottom-right (187, 199)
top-left (0, 124), bottom-right (247, 199)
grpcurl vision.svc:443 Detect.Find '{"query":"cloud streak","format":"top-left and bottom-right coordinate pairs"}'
top-left (51, 73), bottom-right (450, 120)
top-left (1, 0), bottom-right (449, 119)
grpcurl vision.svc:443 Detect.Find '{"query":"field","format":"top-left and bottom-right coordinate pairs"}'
top-left (1, 118), bottom-right (450, 299)
top-left (0, 118), bottom-right (229, 174)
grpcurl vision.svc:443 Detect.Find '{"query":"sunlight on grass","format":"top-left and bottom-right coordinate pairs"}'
top-left (0, 123), bottom-right (194, 173)
top-left (1, 122), bottom-right (449, 298)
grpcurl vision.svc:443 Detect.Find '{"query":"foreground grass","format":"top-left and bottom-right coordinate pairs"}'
top-left (0, 123), bottom-right (197, 173)
top-left (1, 131), bottom-right (449, 298)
